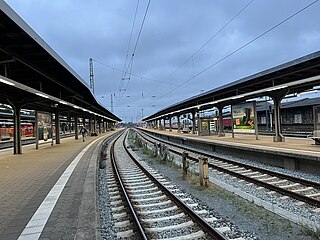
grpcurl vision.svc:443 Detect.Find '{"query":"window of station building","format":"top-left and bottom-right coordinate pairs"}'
top-left (261, 116), bottom-right (266, 124)
top-left (294, 113), bottom-right (302, 124)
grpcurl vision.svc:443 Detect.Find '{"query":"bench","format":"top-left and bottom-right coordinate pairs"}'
top-left (310, 130), bottom-right (320, 145)
top-left (312, 137), bottom-right (320, 145)
top-left (0, 137), bottom-right (11, 141)
top-left (182, 127), bottom-right (190, 133)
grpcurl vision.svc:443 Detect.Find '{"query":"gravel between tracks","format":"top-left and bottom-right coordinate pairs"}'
top-left (99, 168), bottom-right (116, 240)
top-left (130, 146), bottom-right (317, 240)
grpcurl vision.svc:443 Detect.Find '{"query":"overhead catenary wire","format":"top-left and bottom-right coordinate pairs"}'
top-left (132, 0), bottom-right (151, 58)
top-left (93, 59), bottom-right (202, 91)
top-left (120, 0), bottom-right (152, 99)
top-left (124, 0), bottom-right (254, 107)
top-left (141, 0), bottom-right (254, 103)
top-left (121, 0), bottom-right (140, 79)
top-left (119, 0), bottom-right (141, 95)
top-left (165, 0), bottom-right (255, 83)
top-left (154, 0), bottom-right (319, 105)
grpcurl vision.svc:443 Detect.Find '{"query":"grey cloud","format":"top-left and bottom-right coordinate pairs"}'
top-left (5, 0), bottom-right (320, 121)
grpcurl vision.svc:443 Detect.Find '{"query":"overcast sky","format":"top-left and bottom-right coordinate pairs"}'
top-left (5, 0), bottom-right (320, 122)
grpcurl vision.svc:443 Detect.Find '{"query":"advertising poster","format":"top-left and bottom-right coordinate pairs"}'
top-left (232, 102), bottom-right (256, 133)
top-left (201, 121), bottom-right (208, 131)
top-left (37, 112), bottom-right (52, 141)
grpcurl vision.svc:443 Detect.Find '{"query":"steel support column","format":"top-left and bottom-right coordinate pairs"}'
top-left (89, 117), bottom-right (92, 135)
top-left (98, 119), bottom-right (101, 133)
top-left (169, 116), bottom-right (172, 131)
top-left (103, 121), bottom-right (106, 133)
top-left (269, 89), bottom-right (288, 142)
top-left (67, 116), bottom-right (71, 133)
top-left (217, 106), bottom-right (225, 137)
top-left (93, 116), bottom-right (97, 134)
top-left (13, 104), bottom-right (22, 154)
top-left (82, 117), bottom-right (85, 128)
top-left (75, 116), bottom-right (79, 140)
top-left (35, 111), bottom-right (39, 149)
top-left (177, 115), bottom-right (181, 133)
top-left (192, 110), bottom-right (197, 134)
top-left (55, 112), bottom-right (60, 144)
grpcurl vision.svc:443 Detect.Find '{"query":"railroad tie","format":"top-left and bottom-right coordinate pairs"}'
top-left (116, 229), bottom-right (134, 238)
top-left (110, 200), bottom-right (122, 206)
top-left (149, 230), bottom-right (205, 240)
top-left (291, 187), bottom-right (314, 193)
top-left (114, 220), bottom-right (130, 228)
top-left (215, 226), bottom-right (231, 233)
top-left (111, 205), bottom-right (125, 212)
top-left (278, 183), bottom-right (301, 189)
top-left (145, 220), bottom-right (194, 232)
top-left (138, 205), bottom-right (177, 215)
top-left (204, 217), bottom-right (218, 222)
top-left (135, 200), bottom-right (171, 208)
top-left (305, 192), bottom-right (320, 198)
top-left (312, 208), bottom-right (320, 213)
top-left (141, 213), bottom-right (185, 223)
top-left (132, 195), bottom-right (166, 202)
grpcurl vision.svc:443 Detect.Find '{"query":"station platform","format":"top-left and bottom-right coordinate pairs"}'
top-left (0, 131), bottom-right (117, 240)
top-left (143, 128), bottom-right (320, 156)
top-left (140, 128), bottom-right (320, 173)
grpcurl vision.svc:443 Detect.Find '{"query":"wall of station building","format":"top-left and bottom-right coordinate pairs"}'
top-left (257, 105), bottom-right (315, 133)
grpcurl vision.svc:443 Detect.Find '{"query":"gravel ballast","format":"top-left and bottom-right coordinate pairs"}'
top-left (130, 143), bottom-right (318, 240)
top-left (98, 130), bottom-right (319, 240)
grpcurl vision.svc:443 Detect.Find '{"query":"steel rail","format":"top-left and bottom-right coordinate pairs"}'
top-left (136, 128), bottom-right (320, 208)
top-left (124, 130), bottom-right (227, 240)
top-left (110, 130), bottom-right (148, 240)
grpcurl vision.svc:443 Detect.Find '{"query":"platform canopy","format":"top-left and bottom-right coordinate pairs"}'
top-left (0, 2), bottom-right (121, 122)
top-left (144, 50), bottom-right (320, 121)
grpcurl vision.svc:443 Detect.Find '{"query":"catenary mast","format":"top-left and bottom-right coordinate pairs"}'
top-left (89, 58), bottom-right (94, 94)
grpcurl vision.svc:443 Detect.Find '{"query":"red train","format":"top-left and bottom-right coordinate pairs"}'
top-left (0, 123), bottom-right (34, 141)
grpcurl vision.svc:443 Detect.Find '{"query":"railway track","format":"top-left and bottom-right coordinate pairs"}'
top-left (106, 129), bottom-right (249, 239)
top-left (135, 128), bottom-right (320, 210)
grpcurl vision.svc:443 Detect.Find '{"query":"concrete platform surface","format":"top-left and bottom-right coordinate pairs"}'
top-left (142, 128), bottom-right (320, 157)
top-left (0, 131), bottom-right (116, 240)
